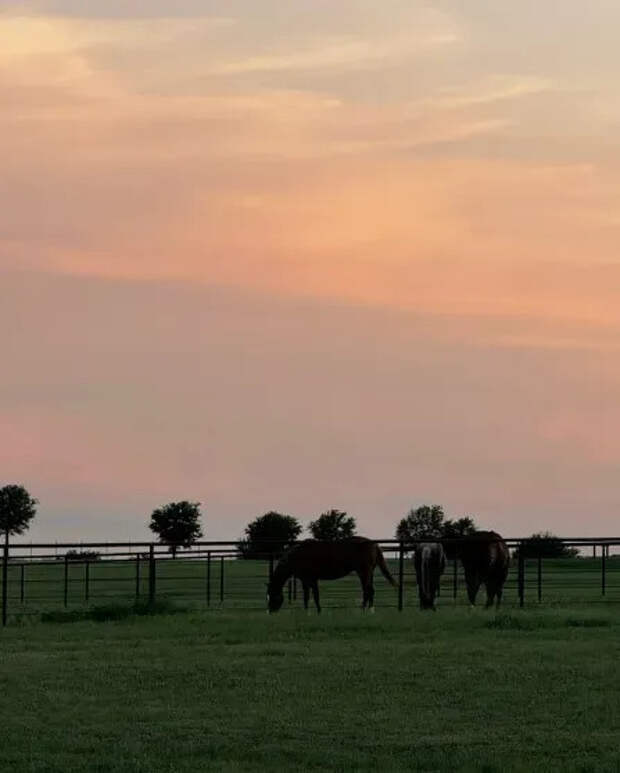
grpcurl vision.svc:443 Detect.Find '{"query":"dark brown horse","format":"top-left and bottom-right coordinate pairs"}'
top-left (413, 542), bottom-right (445, 610)
top-left (267, 537), bottom-right (397, 613)
top-left (444, 531), bottom-right (509, 607)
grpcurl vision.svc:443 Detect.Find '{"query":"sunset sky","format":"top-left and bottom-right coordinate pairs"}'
top-left (2, 1), bottom-right (620, 542)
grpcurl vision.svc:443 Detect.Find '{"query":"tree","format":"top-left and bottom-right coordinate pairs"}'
top-left (239, 511), bottom-right (302, 559)
top-left (396, 505), bottom-right (445, 543)
top-left (396, 506), bottom-right (479, 545)
top-left (514, 532), bottom-right (579, 559)
top-left (0, 484), bottom-right (37, 547)
top-left (64, 550), bottom-right (101, 562)
top-left (442, 517), bottom-right (478, 539)
top-left (309, 509), bottom-right (357, 541)
top-left (148, 501), bottom-right (203, 558)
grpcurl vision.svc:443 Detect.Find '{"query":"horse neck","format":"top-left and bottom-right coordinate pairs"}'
top-left (271, 557), bottom-right (293, 591)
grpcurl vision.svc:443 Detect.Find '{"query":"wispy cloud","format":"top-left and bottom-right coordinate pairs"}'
top-left (209, 31), bottom-right (460, 75)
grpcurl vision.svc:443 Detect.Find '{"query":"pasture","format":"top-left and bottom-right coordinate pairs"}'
top-left (1, 604), bottom-right (619, 772)
top-left (2, 552), bottom-right (619, 620)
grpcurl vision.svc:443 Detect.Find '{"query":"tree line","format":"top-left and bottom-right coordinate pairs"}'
top-left (0, 483), bottom-right (578, 560)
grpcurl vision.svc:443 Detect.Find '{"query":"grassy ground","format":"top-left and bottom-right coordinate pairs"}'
top-left (1, 605), bottom-right (619, 772)
top-left (3, 555), bottom-right (620, 618)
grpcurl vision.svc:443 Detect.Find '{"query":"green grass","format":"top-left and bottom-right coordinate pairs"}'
top-left (1, 606), bottom-right (619, 771)
top-left (2, 555), bottom-right (620, 620)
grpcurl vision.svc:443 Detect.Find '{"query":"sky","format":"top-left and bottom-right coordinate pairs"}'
top-left (2, 1), bottom-right (620, 543)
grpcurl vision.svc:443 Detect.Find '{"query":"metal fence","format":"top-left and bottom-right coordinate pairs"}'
top-left (1, 537), bottom-right (619, 626)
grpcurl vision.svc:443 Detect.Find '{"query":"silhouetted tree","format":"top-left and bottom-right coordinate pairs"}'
top-left (396, 506), bottom-right (479, 544)
top-left (396, 505), bottom-right (445, 543)
top-left (0, 484), bottom-right (37, 548)
top-left (442, 517), bottom-right (478, 539)
top-left (149, 501), bottom-right (203, 558)
top-left (514, 532), bottom-right (579, 559)
top-left (64, 550), bottom-right (101, 562)
top-left (239, 511), bottom-right (302, 559)
top-left (309, 509), bottom-right (357, 540)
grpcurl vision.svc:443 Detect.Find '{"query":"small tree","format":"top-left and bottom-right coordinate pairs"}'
top-left (64, 549), bottom-right (101, 562)
top-left (0, 484), bottom-right (37, 547)
top-left (148, 501), bottom-right (203, 558)
top-left (309, 509), bottom-right (357, 541)
top-left (514, 532), bottom-right (579, 559)
top-left (442, 516), bottom-right (478, 539)
top-left (239, 511), bottom-right (302, 559)
top-left (396, 504), bottom-right (445, 543)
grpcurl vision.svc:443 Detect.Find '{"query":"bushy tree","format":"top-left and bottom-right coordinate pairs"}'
top-left (309, 509), bottom-right (357, 541)
top-left (239, 511), bottom-right (302, 558)
top-left (514, 532), bottom-right (579, 559)
top-left (396, 505), bottom-right (479, 544)
top-left (0, 484), bottom-right (37, 545)
top-left (64, 549), bottom-right (101, 562)
top-left (442, 517), bottom-right (478, 539)
top-left (149, 501), bottom-right (203, 558)
top-left (396, 505), bottom-right (445, 542)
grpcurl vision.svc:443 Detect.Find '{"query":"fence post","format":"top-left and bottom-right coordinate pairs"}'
top-left (85, 561), bottom-right (90, 602)
top-left (20, 563), bottom-right (25, 604)
top-left (206, 551), bottom-right (211, 607)
top-left (398, 542), bottom-right (404, 611)
top-left (2, 534), bottom-right (8, 627)
top-left (148, 544), bottom-right (156, 605)
top-left (64, 554), bottom-right (69, 607)
top-left (518, 544), bottom-right (525, 608)
top-left (135, 554), bottom-right (140, 599)
top-left (452, 558), bottom-right (458, 601)
top-left (602, 545), bottom-right (606, 597)
top-left (219, 556), bottom-right (224, 604)
top-left (537, 554), bottom-right (542, 603)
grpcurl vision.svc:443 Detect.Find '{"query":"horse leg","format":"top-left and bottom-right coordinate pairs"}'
top-left (484, 580), bottom-right (496, 609)
top-left (356, 570), bottom-right (368, 610)
top-left (302, 581), bottom-right (310, 611)
top-left (367, 581), bottom-right (375, 613)
top-left (311, 581), bottom-right (321, 614)
top-left (464, 565), bottom-right (479, 607)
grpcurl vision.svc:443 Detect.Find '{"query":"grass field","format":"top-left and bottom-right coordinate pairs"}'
top-left (3, 554), bottom-right (620, 619)
top-left (1, 604), bottom-right (619, 772)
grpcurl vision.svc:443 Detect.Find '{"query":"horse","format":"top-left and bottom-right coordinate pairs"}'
top-left (413, 542), bottom-right (445, 610)
top-left (266, 537), bottom-right (397, 613)
top-left (444, 531), bottom-right (509, 608)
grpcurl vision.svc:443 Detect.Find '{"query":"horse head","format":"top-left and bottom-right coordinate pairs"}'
top-left (266, 581), bottom-right (284, 613)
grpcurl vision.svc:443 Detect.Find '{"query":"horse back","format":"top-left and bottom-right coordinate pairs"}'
top-left (287, 538), bottom-right (379, 580)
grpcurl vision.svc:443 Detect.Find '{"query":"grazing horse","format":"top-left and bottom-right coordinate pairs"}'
top-left (413, 542), bottom-right (446, 610)
top-left (445, 531), bottom-right (509, 608)
top-left (266, 537), bottom-right (397, 613)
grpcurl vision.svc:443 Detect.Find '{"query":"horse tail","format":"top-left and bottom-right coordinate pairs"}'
top-left (375, 545), bottom-right (398, 587)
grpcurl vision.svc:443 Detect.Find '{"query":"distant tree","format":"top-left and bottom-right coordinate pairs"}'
top-left (396, 505), bottom-right (445, 543)
top-left (0, 484), bottom-right (37, 547)
top-left (148, 501), bottom-right (203, 558)
top-left (239, 511), bottom-right (302, 559)
top-left (442, 517), bottom-right (478, 539)
top-left (514, 532), bottom-right (579, 559)
top-left (396, 506), bottom-right (479, 545)
top-left (64, 549), bottom-right (101, 562)
top-left (309, 509), bottom-right (357, 541)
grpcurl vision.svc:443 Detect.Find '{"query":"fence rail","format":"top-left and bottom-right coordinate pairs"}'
top-left (1, 537), bottom-right (619, 626)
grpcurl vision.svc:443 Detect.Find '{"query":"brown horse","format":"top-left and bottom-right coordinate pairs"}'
top-left (445, 531), bottom-right (509, 608)
top-left (414, 542), bottom-right (446, 610)
top-left (266, 537), bottom-right (397, 613)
